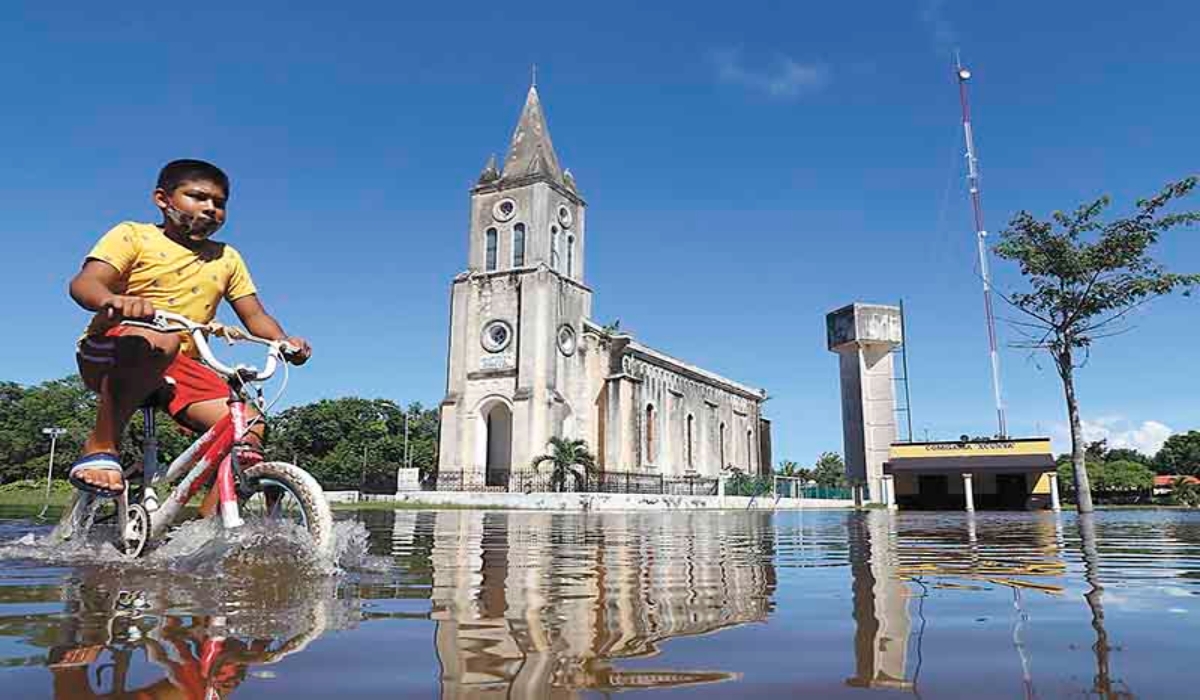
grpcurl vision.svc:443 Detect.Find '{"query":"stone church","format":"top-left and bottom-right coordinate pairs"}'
top-left (438, 85), bottom-right (771, 489)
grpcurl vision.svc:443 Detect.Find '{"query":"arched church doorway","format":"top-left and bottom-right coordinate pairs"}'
top-left (483, 402), bottom-right (512, 487)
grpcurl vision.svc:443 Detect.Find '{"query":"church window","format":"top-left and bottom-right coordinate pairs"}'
top-left (512, 223), bottom-right (526, 266)
top-left (551, 225), bottom-right (560, 270)
top-left (645, 404), bottom-right (656, 464)
top-left (493, 198), bottom-right (517, 222)
top-left (556, 324), bottom-right (577, 356)
top-left (567, 235), bottom-right (575, 277)
top-left (686, 414), bottom-right (695, 469)
top-left (746, 429), bottom-right (754, 470)
top-left (481, 319), bottom-right (513, 353)
top-left (720, 422), bottom-right (727, 468)
top-left (485, 228), bottom-right (498, 271)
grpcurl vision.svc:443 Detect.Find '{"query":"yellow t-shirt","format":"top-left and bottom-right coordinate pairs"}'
top-left (82, 221), bottom-right (258, 356)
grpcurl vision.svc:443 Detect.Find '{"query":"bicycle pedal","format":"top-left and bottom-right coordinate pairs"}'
top-left (235, 446), bottom-right (264, 467)
top-left (142, 488), bottom-right (159, 513)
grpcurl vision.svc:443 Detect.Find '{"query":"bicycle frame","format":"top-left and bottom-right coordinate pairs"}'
top-left (143, 397), bottom-right (252, 541)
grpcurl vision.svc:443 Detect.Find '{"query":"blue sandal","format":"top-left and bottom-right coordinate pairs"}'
top-left (68, 453), bottom-right (125, 498)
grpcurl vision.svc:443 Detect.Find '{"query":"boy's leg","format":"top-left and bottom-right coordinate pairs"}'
top-left (75, 329), bottom-right (182, 493)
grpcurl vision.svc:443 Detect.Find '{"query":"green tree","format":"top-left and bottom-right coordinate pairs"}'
top-left (1104, 447), bottom-right (1153, 466)
top-left (812, 452), bottom-right (846, 488)
top-left (776, 459), bottom-right (813, 482)
top-left (269, 397), bottom-right (440, 489)
top-left (994, 177), bottom-right (1200, 513)
top-left (531, 437), bottom-right (597, 492)
top-left (1057, 459), bottom-right (1153, 497)
top-left (1154, 431), bottom-right (1200, 476)
top-left (0, 376), bottom-right (96, 482)
top-left (1169, 477), bottom-right (1200, 507)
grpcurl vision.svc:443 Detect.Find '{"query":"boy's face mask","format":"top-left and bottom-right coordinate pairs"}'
top-left (163, 203), bottom-right (223, 239)
top-left (158, 180), bottom-right (227, 240)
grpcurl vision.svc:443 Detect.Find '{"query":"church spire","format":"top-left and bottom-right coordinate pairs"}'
top-left (477, 153), bottom-right (500, 185)
top-left (500, 84), bottom-right (564, 186)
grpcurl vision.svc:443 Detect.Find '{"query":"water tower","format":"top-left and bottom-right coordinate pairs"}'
top-left (827, 303), bottom-right (902, 505)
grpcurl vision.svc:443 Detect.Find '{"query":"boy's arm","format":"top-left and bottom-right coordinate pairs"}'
top-left (230, 295), bottom-right (312, 364)
top-left (69, 260), bottom-right (155, 320)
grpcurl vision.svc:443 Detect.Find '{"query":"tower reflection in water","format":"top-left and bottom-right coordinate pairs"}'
top-left (845, 510), bottom-right (1078, 696)
top-left (419, 510), bottom-right (777, 697)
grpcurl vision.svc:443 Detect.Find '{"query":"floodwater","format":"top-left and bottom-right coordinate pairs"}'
top-left (1, 507), bottom-right (1198, 699)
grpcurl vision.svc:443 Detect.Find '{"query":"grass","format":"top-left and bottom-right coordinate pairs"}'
top-left (0, 479), bottom-right (75, 507)
top-left (0, 479), bottom-right (511, 512)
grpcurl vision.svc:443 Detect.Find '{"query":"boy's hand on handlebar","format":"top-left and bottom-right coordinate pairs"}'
top-left (282, 336), bottom-right (312, 365)
top-left (102, 295), bottom-right (156, 322)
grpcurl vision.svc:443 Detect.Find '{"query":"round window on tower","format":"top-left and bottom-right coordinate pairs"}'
top-left (493, 198), bottom-right (517, 222)
top-left (557, 324), bottom-right (577, 356)
top-left (557, 205), bottom-right (573, 228)
top-left (481, 320), bottom-right (513, 353)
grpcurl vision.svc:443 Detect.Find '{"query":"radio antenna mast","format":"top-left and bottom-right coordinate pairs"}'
top-left (955, 54), bottom-right (1007, 438)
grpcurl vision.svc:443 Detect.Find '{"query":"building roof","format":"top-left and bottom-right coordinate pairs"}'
top-left (885, 438), bottom-right (1055, 473)
top-left (500, 85), bottom-right (565, 187)
top-left (1154, 475), bottom-right (1200, 487)
top-left (581, 319), bottom-right (767, 401)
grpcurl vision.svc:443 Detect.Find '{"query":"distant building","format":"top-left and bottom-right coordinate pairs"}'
top-left (438, 85), bottom-right (770, 489)
top-left (1154, 474), bottom-right (1199, 496)
top-left (883, 438), bottom-right (1059, 511)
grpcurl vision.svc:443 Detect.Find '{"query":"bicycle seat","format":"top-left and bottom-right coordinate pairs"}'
top-left (136, 382), bottom-right (176, 411)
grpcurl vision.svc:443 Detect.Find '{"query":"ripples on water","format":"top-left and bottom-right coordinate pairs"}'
top-left (1, 506), bottom-right (1198, 698)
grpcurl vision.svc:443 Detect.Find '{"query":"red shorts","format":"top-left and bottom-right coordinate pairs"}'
top-left (77, 326), bottom-right (229, 418)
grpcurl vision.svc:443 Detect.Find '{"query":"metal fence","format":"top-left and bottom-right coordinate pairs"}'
top-left (321, 470), bottom-right (402, 495)
top-left (433, 469), bottom-right (719, 496)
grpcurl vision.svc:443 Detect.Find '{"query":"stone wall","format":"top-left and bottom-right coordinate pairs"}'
top-left (358, 491), bottom-right (854, 511)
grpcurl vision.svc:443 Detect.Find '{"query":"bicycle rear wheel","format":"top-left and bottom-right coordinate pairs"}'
top-left (239, 462), bottom-right (334, 556)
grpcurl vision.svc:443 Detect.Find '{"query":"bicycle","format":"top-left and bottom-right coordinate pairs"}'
top-left (52, 311), bottom-right (333, 557)
top-left (48, 580), bottom-right (333, 699)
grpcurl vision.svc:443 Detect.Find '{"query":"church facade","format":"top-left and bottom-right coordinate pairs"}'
top-left (438, 86), bottom-right (771, 489)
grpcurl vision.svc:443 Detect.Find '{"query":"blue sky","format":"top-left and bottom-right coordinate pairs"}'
top-left (2, 1), bottom-right (1197, 463)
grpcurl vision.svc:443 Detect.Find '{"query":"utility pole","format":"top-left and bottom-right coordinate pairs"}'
top-left (40, 427), bottom-right (67, 518)
top-left (360, 443), bottom-right (368, 492)
top-left (955, 55), bottom-right (1008, 438)
top-left (404, 409), bottom-right (412, 470)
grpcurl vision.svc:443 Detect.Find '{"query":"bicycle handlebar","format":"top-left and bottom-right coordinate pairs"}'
top-left (125, 311), bottom-right (295, 382)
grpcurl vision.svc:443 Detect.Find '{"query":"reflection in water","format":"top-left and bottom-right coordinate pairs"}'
top-left (846, 510), bottom-right (1071, 696)
top-left (41, 568), bottom-right (353, 699)
top-left (3, 506), bottom-right (1197, 697)
top-left (1078, 513), bottom-right (1131, 699)
top-left (846, 510), bottom-right (1141, 698)
top-left (421, 510), bottom-right (777, 697)
top-left (847, 510), bottom-right (911, 691)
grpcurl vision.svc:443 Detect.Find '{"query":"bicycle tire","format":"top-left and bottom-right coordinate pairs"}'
top-left (240, 462), bottom-right (334, 556)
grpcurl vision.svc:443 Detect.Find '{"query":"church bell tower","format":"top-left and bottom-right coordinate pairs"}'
top-left (438, 84), bottom-right (593, 488)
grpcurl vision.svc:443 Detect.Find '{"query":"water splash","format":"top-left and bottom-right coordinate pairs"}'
top-left (0, 515), bottom-right (379, 578)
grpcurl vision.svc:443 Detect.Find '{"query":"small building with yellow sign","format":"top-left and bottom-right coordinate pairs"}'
top-left (881, 438), bottom-right (1060, 511)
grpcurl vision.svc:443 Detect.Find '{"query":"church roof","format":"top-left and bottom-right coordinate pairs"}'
top-left (500, 85), bottom-right (566, 187)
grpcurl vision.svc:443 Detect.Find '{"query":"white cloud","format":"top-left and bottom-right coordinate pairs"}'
top-left (919, 0), bottom-right (957, 52)
top-left (1051, 417), bottom-right (1174, 456)
top-left (712, 49), bottom-right (830, 100)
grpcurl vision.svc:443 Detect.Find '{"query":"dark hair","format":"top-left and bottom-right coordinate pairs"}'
top-left (156, 159), bottom-right (230, 196)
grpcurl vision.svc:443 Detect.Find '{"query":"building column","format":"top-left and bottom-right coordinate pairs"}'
top-left (962, 473), bottom-right (975, 512)
top-left (1048, 471), bottom-right (1061, 512)
top-left (882, 474), bottom-right (897, 510)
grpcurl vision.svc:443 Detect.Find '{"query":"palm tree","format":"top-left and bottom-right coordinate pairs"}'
top-left (532, 437), bottom-right (598, 493)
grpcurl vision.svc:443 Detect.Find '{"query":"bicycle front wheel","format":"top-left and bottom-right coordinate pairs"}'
top-left (239, 462), bottom-right (334, 556)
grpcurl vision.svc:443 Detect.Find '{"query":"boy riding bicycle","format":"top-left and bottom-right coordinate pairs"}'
top-left (69, 159), bottom-right (311, 499)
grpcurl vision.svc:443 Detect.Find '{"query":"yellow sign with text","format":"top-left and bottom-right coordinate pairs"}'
top-left (890, 439), bottom-right (1053, 460)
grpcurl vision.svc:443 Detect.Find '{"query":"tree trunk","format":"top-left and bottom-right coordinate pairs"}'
top-left (1059, 347), bottom-right (1094, 513)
